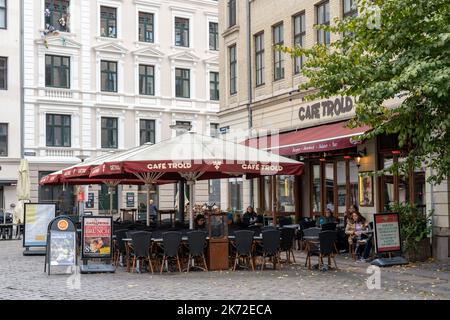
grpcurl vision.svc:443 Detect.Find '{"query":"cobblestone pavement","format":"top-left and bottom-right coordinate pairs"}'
top-left (0, 240), bottom-right (449, 300)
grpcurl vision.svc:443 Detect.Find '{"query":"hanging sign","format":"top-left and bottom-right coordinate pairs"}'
top-left (373, 212), bottom-right (402, 253)
top-left (45, 215), bottom-right (77, 275)
top-left (81, 216), bottom-right (113, 259)
top-left (126, 192), bottom-right (135, 207)
top-left (23, 203), bottom-right (56, 248)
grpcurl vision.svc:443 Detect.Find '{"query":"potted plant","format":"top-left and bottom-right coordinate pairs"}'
top-left (392, 203), bottom-right (433, 262)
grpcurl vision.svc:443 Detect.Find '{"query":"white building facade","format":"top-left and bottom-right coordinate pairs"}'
top-left (23, 0), bottom-right (220, 216)
top-left (0, 0), bottom-right (21, 213)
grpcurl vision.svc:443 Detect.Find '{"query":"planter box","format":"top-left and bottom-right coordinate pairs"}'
top-left (405, 238), bottom-right (431, 262)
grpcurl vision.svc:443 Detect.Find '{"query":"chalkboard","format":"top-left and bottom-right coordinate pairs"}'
top-left (126, 193), bottom-right (135, 207)
top-left (85, 192), bottom-right (95, 209)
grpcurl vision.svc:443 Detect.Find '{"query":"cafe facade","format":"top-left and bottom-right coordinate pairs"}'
top-left (216, 0), bottom-right (450, 259)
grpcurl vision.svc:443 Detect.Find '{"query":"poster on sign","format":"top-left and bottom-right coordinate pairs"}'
top-left (23, 203), bottom-right (56, 247)
top-left (50, 231), bottom-right (76, 266)
top-left (81, 216), bottom-right (112, 259)
top-left (373, 213), bottom-right (402, 253)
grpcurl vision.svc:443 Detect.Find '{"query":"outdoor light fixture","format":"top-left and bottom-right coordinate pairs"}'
top-left (319, 152), bottom-right (327, 162)
top-left (356, 148), bottom-right (367, 168)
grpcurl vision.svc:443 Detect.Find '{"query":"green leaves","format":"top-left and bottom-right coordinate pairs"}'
top-left (279, 0), bottom-right (450, 184)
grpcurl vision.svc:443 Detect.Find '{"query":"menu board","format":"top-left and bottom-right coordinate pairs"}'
top-left (81, 216), bottom-right (112, 259)
top-left (49, 231), bottom-right (76, 266)
top-left (85, 192), bottom-right (95, 209)
top-left (24, 203), bottom-right (56, 247)
top-left (374, 213), bottom-right (402, 253)
top-left (126, 192), bottom-right (135, 207)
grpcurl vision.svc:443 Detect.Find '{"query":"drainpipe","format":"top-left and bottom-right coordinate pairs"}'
top-left (247, 0), bottom-right (254, 207)
top-left (20, 0), bottom-right (24, 158)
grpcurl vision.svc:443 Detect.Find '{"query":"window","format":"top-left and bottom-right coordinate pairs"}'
top-left (0, 123), bottom-right (7, 156)
top-left (210, 71), bottom-right (219, 101)
top-left (293, 13), bottom-right (306, 74)
top-left (99, 185), bottom-right (118, 213)
top-left (273, 23), bottom-right (284, 81)
top-left (229, 178), bottom-right (243, 212)
top-left (229, 45), bottom-right (237, 95)
top-left (343, 0), bottom-right (358, 17)
top-left (277, 176), bottom-right (295, 213)
top-left (45, 55), bottom-right (70, 88)
top-left (316, 1), bottom-right (330, 46)
top-left (209, 179), bottom-right (221, 204)
top-left (210, 123), bottom-right (219, 138)
top-left (45, 0), bottom-right (70, 32)
top-left (175, 121), bottom-right (191, 136)
top-left (175, 17), bottom-right (189, 47)
top-left (209, 22), bottom-right (219, 51)
top-left (0, 0), bottom-right (6, 29)
top-left (140, 119), bottom-right (155, 145)
top-left (101, 117), bottom-right (118, 149)
top-left (46, 114), bottom-right (71, 147)
top-left (227, 0), bottom-right (236, 28)
top-left (139, 12), bottom-right (154, 43)
top-left (139, 64), bottom-right (154, 96)
top-left (175, 68), bottom-right (190, 98)
top-left (255, 32), bottom-right (264, 86)
top-left (0, 57), bottom-right (6, 90)
top-left (101, 60), bottom-right (117, 92)
top-left (100, 6), bottom-right (117, 38)
top-left (312, 164), bottom-right (321, 213)
top-left (39, 171), bottom-right (75, 214)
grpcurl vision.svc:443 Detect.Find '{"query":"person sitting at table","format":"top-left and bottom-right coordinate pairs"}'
top-left (194, 214), bottom-right (206, 230)
top-left (242, 206), bottom-right (257, 227)
top-left (344, 205), bottom-right (357, 228)
top-left (345, 211), bottom-right (372, 261)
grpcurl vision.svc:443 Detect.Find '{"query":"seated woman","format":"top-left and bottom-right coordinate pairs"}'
top-left (242, 206), bottom-right (258, 227)
top-left (194, 214), bottom-right (207, 230)
top-left (345, 211), bottom-right (372, 261)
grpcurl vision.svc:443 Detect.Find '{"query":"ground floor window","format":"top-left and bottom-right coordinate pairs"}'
top-left (228, 178), bottom-right (243, 213)
top-left (137, 184), bottom-right (158, 221)
top-left (98, 184), bottom-right (118, 213)
top-left (208, 179), bottom-right (221, 205)
top-left (277, 175), bottom-right (295, 213)
top-left (310, 157), bottom-right (359, 217)
top-left (38, 171), bottom-right (75, 214)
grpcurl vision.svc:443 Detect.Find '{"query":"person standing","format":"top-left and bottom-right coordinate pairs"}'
top-left (148, 199), bottom-right (158, 223)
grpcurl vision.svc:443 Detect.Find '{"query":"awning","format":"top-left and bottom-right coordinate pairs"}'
top-left (246, 121), bottom-right (370, 156)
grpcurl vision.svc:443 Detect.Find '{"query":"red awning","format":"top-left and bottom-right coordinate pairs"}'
top-left (246, 121), bottom-right (370, 156)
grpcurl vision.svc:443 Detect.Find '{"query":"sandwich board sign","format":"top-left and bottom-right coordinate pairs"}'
top-left (371, 212), bottom-right (408, 267)
top-left (80, 216), bottom-right (115, 273)
top-left (44, 215), bottom-right (77, 275)
top-left (23, 203), bottom-right (56, 256)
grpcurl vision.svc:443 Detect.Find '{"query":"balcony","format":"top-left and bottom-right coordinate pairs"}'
top-left (44, 88), bottom-right (74, 99)
top-left (45, 148), bottom-right (75, 157)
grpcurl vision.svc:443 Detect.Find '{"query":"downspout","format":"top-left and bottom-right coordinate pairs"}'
top-left (20, 0), bottom-right (24, 158)
top-left (247, 0), bottom-right (254, 207)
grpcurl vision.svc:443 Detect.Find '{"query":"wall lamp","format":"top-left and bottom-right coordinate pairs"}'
top-left (319, 152), bottom-right (327, 162)
top-left (356, 148), bottom-right (367, 168)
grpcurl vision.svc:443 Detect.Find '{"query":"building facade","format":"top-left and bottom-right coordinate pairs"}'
top-left (218, 0), bottom-right (449, 260)
top-left (23, 0), bottom-right (220, 217)
top-left (0, 0), bottom-right (21, 213)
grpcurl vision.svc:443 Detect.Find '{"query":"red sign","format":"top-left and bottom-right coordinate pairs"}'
top-left (374, 213), bottom-right (402, 253)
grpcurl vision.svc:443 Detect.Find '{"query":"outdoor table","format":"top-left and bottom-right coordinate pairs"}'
top-left (0, 223), bottom-right (14, 240)
top-left (120, 209), bottom-right (137, 222)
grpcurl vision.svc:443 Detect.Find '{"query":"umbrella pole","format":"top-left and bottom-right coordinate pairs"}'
top-left (109, 186), bottom-right (113, 216)
top-left (146, 184), bottom-right (151, 227)
top-left (188, 180), bottom-right (195, 230)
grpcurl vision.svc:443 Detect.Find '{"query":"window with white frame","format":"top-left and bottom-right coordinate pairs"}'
top-left (139, 64), bottom-right (155, 96)
top-left (46, 114), bottom-right (71, 147)
top-left (175, 68), bottom-right (190, 98)
top-left (0, 0), bottom-right (6, 29)
top-left (0, 57), bottom-right (6, 90)
top-left (45, 55), bottom-right (70, 88)
top-left (229, 44), bottom-right (237, 95)
top-left (209, 22), bottom-right (219, 51)
top-left (0, 123), bottom-right (7, 156)
top-left (101, 60), bottom-right (118, 92)
top-left (139, 12), bottom-right (154, 43)
top-left (45, 0), bottom-right (70, 32)
top-left (175, 17), bottom-right (189, 47)
top-left (140, 119), bottom-right (156, 145)
top-left (210, 71), bottom-right (219, 101)
top-left (100, 6), bottom-right (117, 38)
top-left (101, 117), bottom-right (118, 149)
